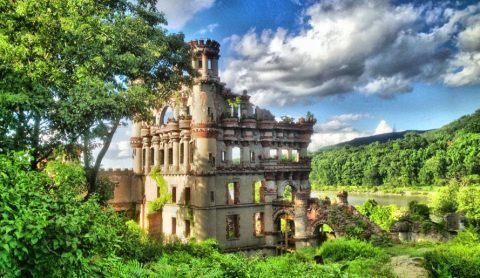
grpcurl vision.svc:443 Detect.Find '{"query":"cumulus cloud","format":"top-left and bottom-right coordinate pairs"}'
top-left (309, 115), bottom-right (395, 151)
top-left (444, 10), bottom-right (480, 86)
top-left (197, 23), bottom-right (219, 34)
top-left (156, 0), bottom-right (215, 29)
top-left (221, 0), bottom-right (480, 106)
top-left (309, 113), bottom-right (370, 151)
top-left (374, 120), bottom-right (394, 135)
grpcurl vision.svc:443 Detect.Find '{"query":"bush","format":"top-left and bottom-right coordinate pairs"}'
top-left (318, 238), bottom-right (384, 262)
top-left (457, 186), bottom-right (480, 227)
top-left (0, 152), bottom-right (134, 277)
top-left (358, 199), bottom-right (399, 230)
top-left (408, 201), bottom-right (430, 220)
top-left (425, 244), bottom-right (480, 278)
top-left (432, 183), bottom-right (459, 214)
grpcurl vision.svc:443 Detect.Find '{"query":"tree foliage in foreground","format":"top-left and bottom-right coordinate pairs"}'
top-left (0, 152), bottom-right (148, 277)
top-left (0, 0), bottom-right (193, 194)
top-left (311, 110), bottom-right (480, 188)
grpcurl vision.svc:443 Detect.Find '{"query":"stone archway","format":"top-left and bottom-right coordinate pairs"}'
top-left (159, 105), bottom-right (174, 125)
top-left (311, 221), bottom-right (336, 245)
top-left (277, 180), bottom-right (300, 200)
top-left (272, 208), bottom-right (296, 249)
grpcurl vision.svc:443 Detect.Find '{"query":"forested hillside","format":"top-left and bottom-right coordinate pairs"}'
top-left (310, 110), bottom-right (480, 188)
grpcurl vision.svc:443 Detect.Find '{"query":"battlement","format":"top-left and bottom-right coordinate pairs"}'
top-left (100, 168), bottom-right (133, 173)
top-left (188, 38), bottom-right (220, 51)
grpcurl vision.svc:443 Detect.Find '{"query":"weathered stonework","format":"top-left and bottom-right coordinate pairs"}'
top-left (103, 39), bottom-right (384, 251)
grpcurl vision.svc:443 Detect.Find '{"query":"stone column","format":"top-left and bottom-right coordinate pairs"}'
top-left (152, 136), bottom-right (160, 167)
top-left (202, 52), bottom-right (208, 79)
top-left (299, 143), bottom-right (308, 159)
top-left (143, 137), bottom-right (151, 175)
top-left (241, 142), bottom-right (250, 165)
top-left (225, 143), bottom-right (232, 166)
top-left (131, 121), bottom-right (143, 174)
top-left (211, 57), bottom-right (218, 77)
top-left (173, 138), bottom-right (180, 171)
top-left (163, 139), bottom-right (169, 173)
top-left (183, 138), bottom-right (190, 171)
top-left (294, 191), bottom-right (310, 249)
top-left (192, 56), bottom-right (198, 71)
top-left (264, 190), bottom-right (277, 246)
top-left (287, 147), bottom-right (292, 161)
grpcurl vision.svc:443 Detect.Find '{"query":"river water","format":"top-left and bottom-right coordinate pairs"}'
top-left (311, 191), bottom-right (431, 207)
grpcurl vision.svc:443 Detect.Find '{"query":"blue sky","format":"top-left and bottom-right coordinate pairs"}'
top-left (101, 0), bottom-right (480, 168)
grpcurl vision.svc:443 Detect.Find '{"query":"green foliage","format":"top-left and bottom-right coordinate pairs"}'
top-left (280, 115), bottom-right (294, 124)
top-left (318, 238), bottom-right (393, 276)
top-left (147, 166), bottom-right (170, 214)
top-left (319, 238), bottom-right (383, 262)
top-left (425, 243), bottom-right (480, 278)
top-left (432, 182), bottom-right (459, 214)
top-left (457, 186), bottom-right (480, 227)
top-left (310, 110), bottom-right (480, 189)
top-left (0, 0), bottom-right (193, 193)
top-left (358, 199), bottom-right (400, 230)
top-left (282, 185), bottom-right (293, 202)
top-left (408, 201), bottom-right (431, 221)
top-left (254, 181), bottom-right (262, 203)
top-left (0, 152), bottom-right (135, 277)
top-left (95, 176), bottom-right (116, 206)
top-left (227, 96), bottom-right (242, 109)
top-left (424, 229), bottom-right (480, 277)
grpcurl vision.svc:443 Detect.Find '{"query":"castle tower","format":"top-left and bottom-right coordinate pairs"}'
top-left (189, 39), bottom-right (221, 239)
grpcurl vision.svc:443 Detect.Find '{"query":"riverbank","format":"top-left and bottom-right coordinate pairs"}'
top-left (311, 184), bottom-right (437, 195)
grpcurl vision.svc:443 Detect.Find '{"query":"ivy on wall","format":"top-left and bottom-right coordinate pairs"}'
top-left (147, 166), bottom-right (171, 214)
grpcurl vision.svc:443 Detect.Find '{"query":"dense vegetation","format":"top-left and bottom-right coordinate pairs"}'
top-left (311, 110), bottom-right (480, 188)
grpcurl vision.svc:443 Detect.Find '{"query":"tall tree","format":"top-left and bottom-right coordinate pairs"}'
top-left (0, 0), bottom-right (194, 193)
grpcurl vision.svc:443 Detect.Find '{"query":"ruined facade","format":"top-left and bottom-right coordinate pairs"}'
top-left (105, 39), bottom-right (383, 251)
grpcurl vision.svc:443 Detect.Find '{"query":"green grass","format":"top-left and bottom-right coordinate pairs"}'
top-left (382, 241), bottom-right (439, 257)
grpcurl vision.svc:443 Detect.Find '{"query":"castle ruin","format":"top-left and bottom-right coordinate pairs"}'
top-left (104, 39), bottom-right (384, 251)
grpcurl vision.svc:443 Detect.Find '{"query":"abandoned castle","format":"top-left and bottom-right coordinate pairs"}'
top-left (103, 39), bottom-right (383, 251)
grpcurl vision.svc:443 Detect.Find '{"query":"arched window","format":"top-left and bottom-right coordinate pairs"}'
top-left (160, 106), bottom-right (174, 125)
top-left (282, 184), bottom-right (294, 202)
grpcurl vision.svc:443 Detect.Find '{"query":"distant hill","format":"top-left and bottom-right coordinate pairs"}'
top-left (331, 130), bottom-right (429, 148)
top-left (310, 109), bottom-right (480, 188)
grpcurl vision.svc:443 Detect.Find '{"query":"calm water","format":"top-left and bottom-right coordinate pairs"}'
top-left (311, 191), bottom-right (431, 207)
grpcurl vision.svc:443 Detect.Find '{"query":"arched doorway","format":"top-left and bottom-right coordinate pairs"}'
top-left (312, 222), bottom-right (336, 245)
top-left (273, 209), bottom-right (295, 251)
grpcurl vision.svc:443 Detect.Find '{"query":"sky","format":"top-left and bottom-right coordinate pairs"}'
top-left (101, 0), bottom-right (480, 169)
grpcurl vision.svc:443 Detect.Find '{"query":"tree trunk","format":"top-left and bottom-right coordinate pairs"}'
top-left (31, 112), bottom-right (41, 170)
top-left (87, 119), bottom-right (119, 196)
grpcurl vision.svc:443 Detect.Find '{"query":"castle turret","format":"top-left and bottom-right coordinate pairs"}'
top-left (189, 39), bottom-right (220, 81)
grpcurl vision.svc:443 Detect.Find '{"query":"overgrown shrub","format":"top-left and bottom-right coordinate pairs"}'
top-left (358, 199), bottom-right (400, 230)
top-left (0, 152), bottom-right (133, 277)
top-left (432, 182), bottom-right (459, 214)
top-left (318, 238), bottom-right (384, 262)
top-left (408, 200), bottom-right (430, 220)
top-left (424, 244), bottom-right (480, 278)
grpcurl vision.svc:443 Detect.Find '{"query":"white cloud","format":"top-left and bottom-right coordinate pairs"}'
top-left (374, 120), bottom-right (394, 135)
top-left (156, 0), bottom-right (215, 29)
top-left (359, 75), bottom-right (412, 98)
top-left (309, 131), bottom-right (367, 151)
top-left (308, 113), bottom-right (370, 151)
top-left (221, 1), bottom-right (480, 106)
top-left (308, 115), bottom-right (395, 151)
top-left (197, 23), bottom-right (219, 34)
top-left (444, 11), bottom-right (480, 86)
